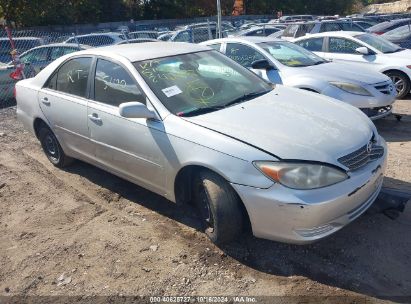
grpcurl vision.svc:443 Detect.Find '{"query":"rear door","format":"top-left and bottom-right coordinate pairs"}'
top-left (294, 37), bottom-right (326, 58)
top-left (87, 57), bottom-right (166, 193)
top-left (38, 56), bottom-right (94, 159)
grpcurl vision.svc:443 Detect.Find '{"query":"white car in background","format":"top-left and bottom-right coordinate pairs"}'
top-left (294, 31), bottom-right (411, 99)
top-left (202, 37), bottom-right (396, 120)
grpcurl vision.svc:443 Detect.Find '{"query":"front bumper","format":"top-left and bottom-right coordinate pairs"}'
top-left (361, 105), bottom-right (392, 120)
top-left (233, 140), bottom-right (388, 244)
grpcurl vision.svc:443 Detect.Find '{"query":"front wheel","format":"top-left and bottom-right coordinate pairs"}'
top-left (39, 126), bottom-right (73, 168)
top-left (193, 170), bottom-right (243, 245)
top-left (385, 71), bottom-right (410, 99)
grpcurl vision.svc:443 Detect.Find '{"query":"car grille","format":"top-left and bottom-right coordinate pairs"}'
top-left (338, 142), bottom-right (384, 171)
top-left (374, 81), bottom-right (394, 95)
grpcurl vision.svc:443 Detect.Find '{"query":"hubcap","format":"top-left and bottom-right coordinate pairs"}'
top-left (198, 182), bottom-right (214, 233)
top-left (44, 134), bottom-right (60, 162)
top-left (390, 75), bottom-right (405, 96)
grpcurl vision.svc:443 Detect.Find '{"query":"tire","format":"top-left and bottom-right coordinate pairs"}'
top-left (38, 126), bottom-right (73, 168)
top-left (193, 170), bottom-right (243, 245)
top-left (385, 71), bottom-right (410, 99)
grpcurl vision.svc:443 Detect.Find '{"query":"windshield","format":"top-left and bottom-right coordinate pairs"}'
top-left (355, 33), bottom-right (402, 53)
top-left (384, 24), bottom-right (411, 39)
top-left (258, 41), bottom-right (326, 67)
top-left (134, 51), bottom-right (272, 116)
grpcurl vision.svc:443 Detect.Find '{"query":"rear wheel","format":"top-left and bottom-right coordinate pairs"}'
top-left (193, 170), bottom-right (243, 245)
top-left (385, 71), bottom-right (410, 99)
top-left (38, 126), bottom-right (73, 168)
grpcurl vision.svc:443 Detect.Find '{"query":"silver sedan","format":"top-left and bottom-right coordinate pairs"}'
top-left (201, 37), bottom-right (396, 120)
top-left (16, 43), bottom-right (387, 245)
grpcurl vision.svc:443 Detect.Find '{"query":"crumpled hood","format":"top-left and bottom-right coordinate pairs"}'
top-left (185, 86), bottom-right (374, 166)
top-left (292, 61), bottom-right (389, 85)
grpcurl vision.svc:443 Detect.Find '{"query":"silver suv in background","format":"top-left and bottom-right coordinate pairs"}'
top-left (281, 21), bottom-right (366, 41)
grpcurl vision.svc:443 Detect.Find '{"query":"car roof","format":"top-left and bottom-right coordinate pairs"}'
top-left (74, 42), bottom-right (210, 61)
top-left (33, 43), bottom-right (90, 48)
top-left (203, 36), bottom-right (283, 44)
top-left (296, 31), bottom-right (365, 39)
top-left (72, 32), bottom-right (123, 38)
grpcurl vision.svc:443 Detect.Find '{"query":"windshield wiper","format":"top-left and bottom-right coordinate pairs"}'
top-left (178, 105), bottom-right (225, 117)
top-left (223, 90), bottom-right (272, 108)
top-left (312, 60), bottom-right (326, 65)
top-left (178, 90), bottom-right (272, 117)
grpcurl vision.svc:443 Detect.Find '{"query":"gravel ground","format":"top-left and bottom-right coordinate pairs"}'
top-left (0, 100), bottom-right (410, 303)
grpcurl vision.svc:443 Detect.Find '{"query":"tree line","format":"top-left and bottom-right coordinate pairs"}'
top-left (0, 0), bottom-right (396, 27)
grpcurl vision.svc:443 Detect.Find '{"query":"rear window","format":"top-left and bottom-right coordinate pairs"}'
top-left (295, 24), bottom-right (315, 38)
top-left (283, 24), bottom-right (299, 37)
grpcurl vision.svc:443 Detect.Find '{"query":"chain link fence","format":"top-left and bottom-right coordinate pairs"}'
top-left (0, 15), bottom-right (272, 107)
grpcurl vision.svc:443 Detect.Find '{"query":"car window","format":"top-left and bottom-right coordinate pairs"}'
top-left (174, 31), bottom-right (191, 42)
top-left (45, 72), bottom-right (58, 90)
top-left (56, 57), bottom-right (92, 98)
top-left (50, 47), bottom-right (79, 60)
top-left (295, 38), bottom-right (324, 52)
top-left (283, 24), bottom-right (299, 37)
top-left (295, 24), bottom-right (315, 38)
top-left (320, 23), bottom-right (341, 32)
top-left (94, 59), bottom-right (145, 107)
top-left (340, 23), bottom-right (364, 31)
top-left (225, 43), bottom-right (265, 68)
top-left (328, 37), bottom-right (362, 54)
top-left (20, 48), bottom-right (48, 63)
top-left (259, 41), bottom-right (325, 67)
top-left (77, 36), bottom-right (114, 47)
top-left (208, 43), bottom-right (222, 51)
top-left (134, 50), bottom-right (272, 116)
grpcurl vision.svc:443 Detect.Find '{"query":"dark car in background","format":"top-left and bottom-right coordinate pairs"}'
top-left (368, 18), bottom-right (411, 35)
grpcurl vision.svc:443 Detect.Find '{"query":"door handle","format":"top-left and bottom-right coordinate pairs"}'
top-left (41, 97), bottom-right (50, 106)
top-left (88, 114), bottom-right (102, 123)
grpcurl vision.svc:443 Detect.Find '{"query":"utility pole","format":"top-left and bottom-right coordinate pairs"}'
top-left (217, 0), bottom-right (222, 38)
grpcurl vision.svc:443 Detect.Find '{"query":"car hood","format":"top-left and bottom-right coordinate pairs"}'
top-left (380, 48), bottom-right (411, 60)
top-left (184, 86), bottom-right (374, 166)
top-left (291, 61), bottom-right (389, 85)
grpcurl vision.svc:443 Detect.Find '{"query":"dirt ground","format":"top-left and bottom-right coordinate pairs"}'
top-left (0, 99), bottom-right (410, 303)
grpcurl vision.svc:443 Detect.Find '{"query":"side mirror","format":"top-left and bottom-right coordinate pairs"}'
top-left (355, 46), bottom-right (370, 55)
top-left (251, 59), bottom-right (276, 70)
top-left (119, 102), bottom-right (157, 120)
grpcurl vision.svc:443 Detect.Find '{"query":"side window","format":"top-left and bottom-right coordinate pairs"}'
top-left (208, 43), bottom-right (222, 52)
top-left (329, 38), bottom-right (362, 54)
top-left (94, 59), bottom-right (144, 107)
top-left (174, 31), bottom-right (190, 42)
top-left (50, 47), bottom-right (78, 61)
top-left (45, 73), bottom-right (58, 90)
top-left (225, 43), bottom-right (265, 68)
top-left (296, 38), bottom-right (324, 52)
top-left (56, 57), bottom-right (92, 98)
top-left (20, 48), bottom-right (48, 63)
top-left (295, 23), bottom-right (315, 38)
top-left (283, 24), bottom-right (299, 38)
top-left (320, 23), bottom-right (341, 32)
top-left (340, 23), bottom-right (364, 31)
